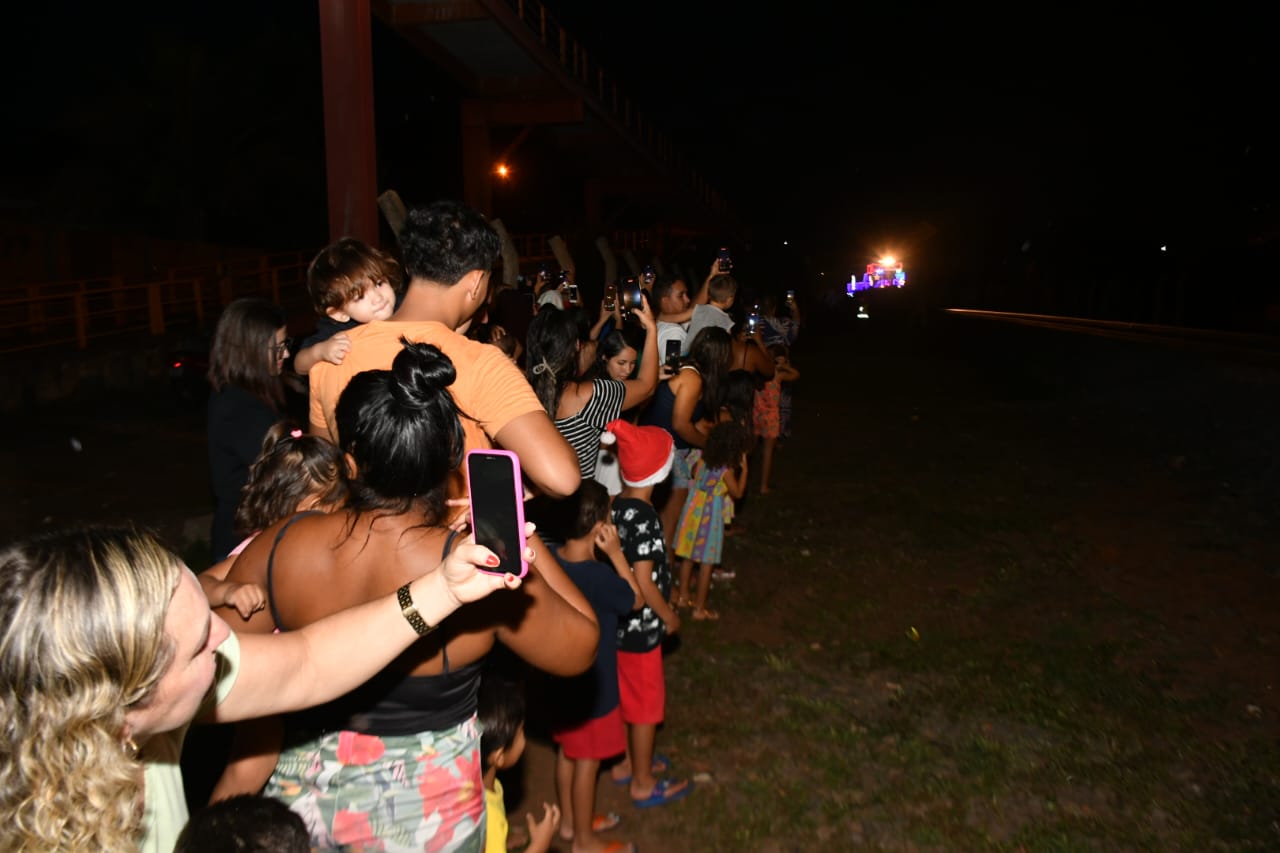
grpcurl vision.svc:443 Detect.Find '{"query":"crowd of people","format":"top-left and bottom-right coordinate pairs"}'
top-left (0, 199), bottom-right (801, 852)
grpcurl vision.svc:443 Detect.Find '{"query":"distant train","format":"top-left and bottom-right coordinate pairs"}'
top-left (848, 256), bottom-right (907, 294)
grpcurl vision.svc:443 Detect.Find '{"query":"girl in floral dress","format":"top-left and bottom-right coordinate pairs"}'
top-left (672, 421), bottom-right (750, 621)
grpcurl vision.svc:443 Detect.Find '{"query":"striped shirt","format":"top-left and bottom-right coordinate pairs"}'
top-left (555, 378), bottom-right (626, 477)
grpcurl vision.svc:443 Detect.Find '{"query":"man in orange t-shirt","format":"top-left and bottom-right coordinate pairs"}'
top-left (309, 201), bottom-right (580, 500)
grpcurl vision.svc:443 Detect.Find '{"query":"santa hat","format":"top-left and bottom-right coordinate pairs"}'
top-left (601, 419), bottom-right (674, 487)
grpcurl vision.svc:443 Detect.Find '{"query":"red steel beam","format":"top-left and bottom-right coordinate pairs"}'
top-left (318, 0), bottom-right (379, 244)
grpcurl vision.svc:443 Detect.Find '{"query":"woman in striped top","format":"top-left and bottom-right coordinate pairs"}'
top-left (525, 298), bottom-right (659, 478)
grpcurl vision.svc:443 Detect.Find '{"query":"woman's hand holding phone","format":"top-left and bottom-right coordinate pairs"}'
top-left (435, 538), bottom-right (523, 608)
top-left (466, 449), bottom-right (529, 578)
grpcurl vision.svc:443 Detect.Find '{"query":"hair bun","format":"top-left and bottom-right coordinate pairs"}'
top-left (390, 339), bottom-right (456, 410)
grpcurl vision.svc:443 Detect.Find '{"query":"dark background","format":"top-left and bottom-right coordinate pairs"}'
top-left (2, 3), bottom-right (1277, 327)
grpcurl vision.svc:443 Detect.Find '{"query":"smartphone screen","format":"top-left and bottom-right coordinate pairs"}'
top-left (717, 247), bottom-right (732, 273)
top-left (466, 450), bottom-right (528, 578)
top-left (567, 283), bottom-right (581, 305)
top-left (623, 277), bottom-right (642, 310)
top-left (664, 338), bottom-right (681, 367)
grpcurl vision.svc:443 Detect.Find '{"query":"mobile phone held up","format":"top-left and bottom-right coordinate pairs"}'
top-left (603, 282), bottom-right (617, 311)
top-left (641, 264), bottom-right (656, 287)
top-left (621, 276), bottom-right (643, 312)
top-left (465, 449), bottom-right (528, 578)
top-left (664, 338), bottom-right (681, 368)
top-left (716, 247), bottom-right (732, 274)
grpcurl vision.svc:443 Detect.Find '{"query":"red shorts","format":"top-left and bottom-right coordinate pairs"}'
top-left (553, 705), bottom-right (626, 761)
top-left (617, 648), bottom-right (665, 725)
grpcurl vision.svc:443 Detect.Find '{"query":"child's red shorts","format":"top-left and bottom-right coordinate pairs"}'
top-left (617, 647), bottom-right (665, 725)
top-left (553, 705), bottom-right (626, 761)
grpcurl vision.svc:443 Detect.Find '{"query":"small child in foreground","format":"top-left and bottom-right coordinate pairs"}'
top-left (175, 794), bottom-right (309, 853)
top-left (603, 419), bottom-right (693, 808)
top-left (199, 421), bottom-right (348, 618)
top-left (195, 421), bottom-right (348, 805)
top-left (551, 482), bottom-right (644, 853)
top-left (292, 237), bottom-right (403, 374)
top-left (478, 673), bottom-right (561, 853)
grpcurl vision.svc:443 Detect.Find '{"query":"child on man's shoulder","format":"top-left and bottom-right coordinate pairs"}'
top-left (293, 238), bottom-right (403, 375)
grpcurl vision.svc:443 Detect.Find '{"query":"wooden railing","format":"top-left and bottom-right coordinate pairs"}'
top-left (0, 230), bottom-right (655, 353)
top-left (0, 251), bottom-right (311, 354)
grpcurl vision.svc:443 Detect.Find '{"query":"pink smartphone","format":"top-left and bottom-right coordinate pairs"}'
top-left (465, 449), bottom-right (528, 578)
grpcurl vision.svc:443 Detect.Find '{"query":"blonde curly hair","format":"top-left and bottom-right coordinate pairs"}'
top-left (0, 526), bottom-right (182, 850)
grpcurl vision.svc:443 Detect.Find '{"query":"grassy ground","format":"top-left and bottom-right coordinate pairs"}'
top-left (4, 316), bottom-right (1276, 850)
top-left (512, 318), bottom-right (1279, 851)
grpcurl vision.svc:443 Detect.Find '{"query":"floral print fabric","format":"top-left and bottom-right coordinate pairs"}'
top-left (266, 716), bottom-right (485, 852)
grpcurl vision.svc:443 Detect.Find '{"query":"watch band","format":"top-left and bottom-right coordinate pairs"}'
top-left (396, 583), bottom-right (436, 636)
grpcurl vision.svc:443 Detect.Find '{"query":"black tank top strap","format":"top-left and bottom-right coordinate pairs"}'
top-left (437, 527), bottom-right (465, 673)
top-left (442, 527), bottom-right (463, 560)
top-left (265, 510), bottom-right (324, 631)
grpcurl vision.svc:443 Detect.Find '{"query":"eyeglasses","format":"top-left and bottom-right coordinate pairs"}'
top-left (270, 339), bottom-right (291, 358)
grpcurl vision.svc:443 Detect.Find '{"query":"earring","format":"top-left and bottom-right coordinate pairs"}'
top-left (122, 737), bottom-right (140, 759)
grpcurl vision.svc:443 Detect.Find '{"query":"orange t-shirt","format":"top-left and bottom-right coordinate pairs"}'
top-left (309, 321), bottom-right (543, 494)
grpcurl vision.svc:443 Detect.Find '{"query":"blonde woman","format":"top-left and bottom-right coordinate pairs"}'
top-left (0, 525), bottom-right (522, 851)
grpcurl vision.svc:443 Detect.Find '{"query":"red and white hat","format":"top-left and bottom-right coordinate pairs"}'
top-left (601, 419), bottom-right (674, 487)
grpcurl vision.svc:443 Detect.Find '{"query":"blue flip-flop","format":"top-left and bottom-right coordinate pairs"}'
top-left (631, 777), bottom-right (692, 809)
top-left (611, 754), bottom-right (670, 786)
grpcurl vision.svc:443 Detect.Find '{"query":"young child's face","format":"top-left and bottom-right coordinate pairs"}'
top-left (333, 277), bottom-right (396, 324)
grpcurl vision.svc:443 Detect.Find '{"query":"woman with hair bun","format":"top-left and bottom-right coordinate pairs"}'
top-left (222, 339), bottom-right (599, 852)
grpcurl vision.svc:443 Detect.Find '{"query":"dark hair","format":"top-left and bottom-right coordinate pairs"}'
top-left (478, 673), bottom-right (526, 765)
top-left (567, 480), bottom-right (612, 540)
top-left (334, 339), bottom-right (465, 522)
top-left (590, 330), bottom-right (638, 381)
top-left (524, 306), bottom-right (579, 415)
top-left (175, 795), bottom-right (309, 853)
top-left (701, 420), bottom-right (750, 470)
top-left (307, 237), bottom-right (404, 315)
top-left (207, 297), bottom-right (286, 411)
top-left (722, 370), bottom-right (756, 434)
top-left (564, 306), bottom-right (593, 344)
top-left (767, 342), bottom-right (790, 361)
top-left (491, 331), bottom-right (519, 361)
top-left (400, 200), bottom-right (501, 285)
top-left (651, 275), bottom-right (684, 302)
top-left (233, 422), bottom-right (348, 537)
top-left (685, 326), bottom-right (732, 416)
top-left (706, 274), bottom-right (738, 304)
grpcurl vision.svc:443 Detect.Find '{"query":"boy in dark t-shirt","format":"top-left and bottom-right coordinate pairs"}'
top-left (551, 482), bottom-right (643, 852)
top-left (603, 419), bottom-right (693, 808)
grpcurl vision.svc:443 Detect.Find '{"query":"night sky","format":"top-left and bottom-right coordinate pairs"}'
top-left (3, 3), bottom-right (1276, 323)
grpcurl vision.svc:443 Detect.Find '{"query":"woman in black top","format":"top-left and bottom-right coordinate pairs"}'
top-left (206, 297), bottom-right (289, 560)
